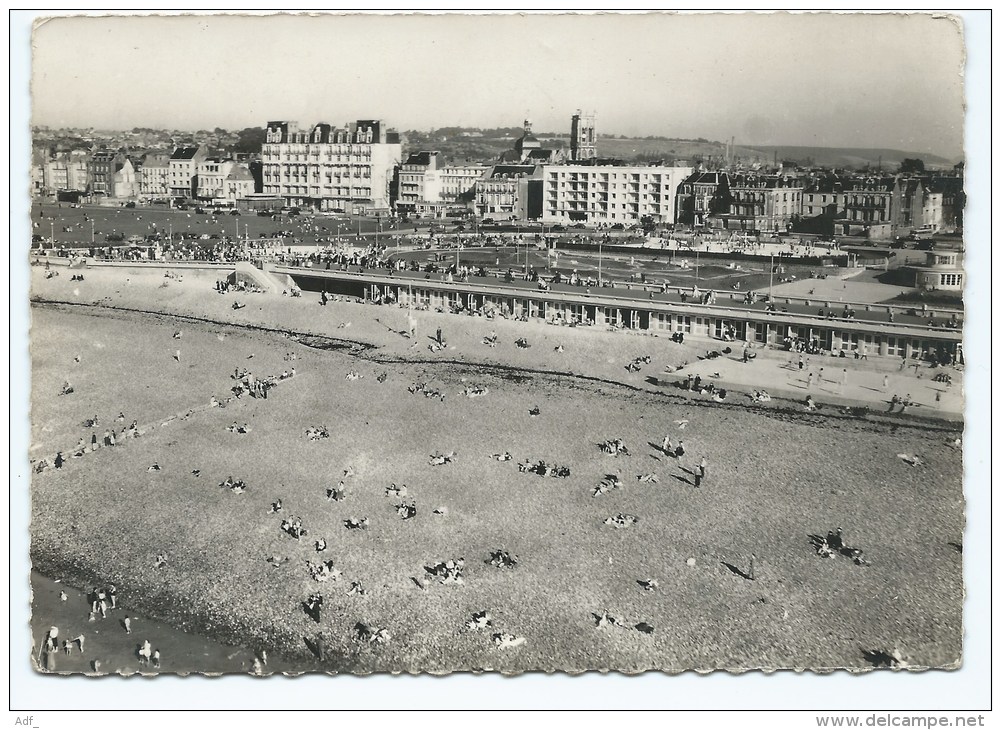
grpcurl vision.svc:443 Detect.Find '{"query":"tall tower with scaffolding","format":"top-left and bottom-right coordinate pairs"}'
top-left (570, 110), bottom-right (597, 161)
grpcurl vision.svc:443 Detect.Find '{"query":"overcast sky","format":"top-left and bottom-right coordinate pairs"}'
top-left (30, 12), bottom-right (965, 158)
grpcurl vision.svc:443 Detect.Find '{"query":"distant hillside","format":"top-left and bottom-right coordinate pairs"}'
top-left (742, 145), bottom-right (959, 170)
top-left (402, 130), bottom-right (961, 171)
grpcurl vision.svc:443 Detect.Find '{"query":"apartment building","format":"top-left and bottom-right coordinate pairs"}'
top-left (139, 152), bottom-right (171, 199)
top-left (89, 149), bottom-right (124, 197)
top-left (396, 151), bottom-right (486, 217)
top-left (42, 150), bottom-right (90, 194)
top-left (708, 174), bottom-right (804, 233)
top-left (675, 171), bottom-right (731, 226)
top-left (475, 165), bottom-right (544, 220)
top-left (540, 164), bottom-right (692, 225)
top-left (169, 146), bottom-right (208, 199)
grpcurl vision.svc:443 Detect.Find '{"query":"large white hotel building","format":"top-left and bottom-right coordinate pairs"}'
top-left (261, 120), bottom-right (402, 213)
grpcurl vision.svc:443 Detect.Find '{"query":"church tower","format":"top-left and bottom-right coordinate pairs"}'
top-left (570, 110), bottom-right (596, 161)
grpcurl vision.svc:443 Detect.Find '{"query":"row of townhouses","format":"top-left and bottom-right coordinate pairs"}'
top-left (33, 146), bottom-right (258, 204)
top-left (676, 170), bottom-right (965, 239)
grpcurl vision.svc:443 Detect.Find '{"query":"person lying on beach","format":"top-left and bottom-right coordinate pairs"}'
top-left (489, 452), bottom-right (513, 462)
top-left (220, 476), bottom-right (248, 493)
top-left (429, 451), bottom-right (457, 466)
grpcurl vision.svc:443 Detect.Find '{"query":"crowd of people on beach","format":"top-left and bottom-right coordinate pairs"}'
top-left (38, 582), bottom-right (164, 673)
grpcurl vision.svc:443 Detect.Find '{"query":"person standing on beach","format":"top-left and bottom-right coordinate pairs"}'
top-left (694, 457), bottom-right (707, 488)
top-left (662, 434), bottom-right (672, 454)
top-left (675, 440), bottom-right (686, 468)
top-left (841, 368), bottom-right (849, 391)
top-left (882, 374), bottom-right (889, 392)
top-left (806, 372), bottom-right (815, 390)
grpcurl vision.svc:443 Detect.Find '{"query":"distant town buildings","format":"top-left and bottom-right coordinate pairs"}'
top-left (261, 120), bottom-right (402, 213)
top-left (27, 117), bottom-right (966, 242)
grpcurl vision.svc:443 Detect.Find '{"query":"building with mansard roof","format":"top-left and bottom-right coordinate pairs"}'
top-left (261, 119), bottom-right (402, 213)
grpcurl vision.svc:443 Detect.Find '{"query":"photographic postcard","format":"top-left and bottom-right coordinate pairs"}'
top-left (24, 11), bottom-right (970, 679)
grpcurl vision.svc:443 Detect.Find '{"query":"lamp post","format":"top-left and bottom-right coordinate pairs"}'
top-left (598, 238), bottom-right (603, 287)
top-left (768, 252), bottom-right (774, 300)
